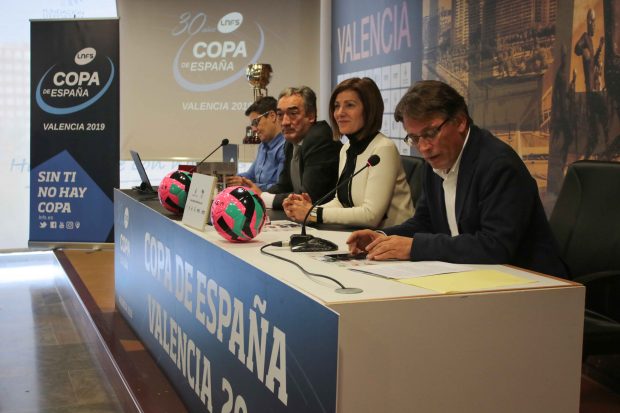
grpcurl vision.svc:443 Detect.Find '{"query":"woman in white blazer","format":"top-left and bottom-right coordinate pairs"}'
top-left (283, 77), bottom-right (414, 229)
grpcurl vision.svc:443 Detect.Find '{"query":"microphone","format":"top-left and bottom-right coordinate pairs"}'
top-left (290, 154), bottom-right (381, 252)
top-left (191, 138), bottom-right (230, 172)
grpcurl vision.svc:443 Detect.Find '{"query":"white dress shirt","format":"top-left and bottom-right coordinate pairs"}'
top-left (432, 128), bottom-right (470, 236)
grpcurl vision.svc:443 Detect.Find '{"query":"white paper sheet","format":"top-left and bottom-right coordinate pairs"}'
top-left (351, 261), bottom-right (474, 279)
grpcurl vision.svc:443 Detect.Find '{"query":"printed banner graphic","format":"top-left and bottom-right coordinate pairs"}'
top-left (31, 150), bottom-right (113, 241)
top-left (117, 0), bottom-right (322, 159)
top-left (114, 190), bottom-right (339, 412)
top-left (30, 19), bottom-right (119, 243)
top-left (332, 0), bottom-right (620, 212)
top-left (331, 0), bottom-right (423, 155)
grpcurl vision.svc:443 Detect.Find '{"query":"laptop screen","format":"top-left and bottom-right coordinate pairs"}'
top-left (130, 150), bottom-right (156, 193)
top-left (222, 143), bottom-right (239, 166)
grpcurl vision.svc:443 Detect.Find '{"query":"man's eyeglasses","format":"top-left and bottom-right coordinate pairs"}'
top-left (276, 107), bottom-right (301, 121)
top-left (250, 111), bottom-right (271, 127)
top-left (404, 117), bottom-right (451, 146)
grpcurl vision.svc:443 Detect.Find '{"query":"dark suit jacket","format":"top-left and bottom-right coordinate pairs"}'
top-left (384, 125), bottom-right (567, 277)
top-left (267, 121), bottom-right (342, 209)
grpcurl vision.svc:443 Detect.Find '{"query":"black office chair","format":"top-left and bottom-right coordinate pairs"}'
top-left (548, 160), bottom-right (620, 357)
top-left (400, 155), bottom-right (425, 208)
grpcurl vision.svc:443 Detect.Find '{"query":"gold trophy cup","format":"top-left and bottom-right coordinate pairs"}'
top-left (245, 64), bottom-right (273, 143)
top-left (246, 63), bottom-right (272, 101)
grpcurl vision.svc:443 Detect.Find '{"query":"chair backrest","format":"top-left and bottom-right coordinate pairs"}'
top-left (549, 160), bottom-right (620, 279)
top-left (400, 155), bottom-right (425, 208)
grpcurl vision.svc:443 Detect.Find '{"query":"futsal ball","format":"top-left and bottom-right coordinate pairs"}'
top-left (211, 186), bottom-right (266, 242)
top-left (158, 170), bottom-right (192, 215)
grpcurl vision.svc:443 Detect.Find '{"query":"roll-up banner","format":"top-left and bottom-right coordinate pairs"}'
top-left (30, 19), bottom-right (119, 246)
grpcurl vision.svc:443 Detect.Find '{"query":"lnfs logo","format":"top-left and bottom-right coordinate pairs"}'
top-left (172, 11), bottom-right (265, 92)
top-left (35, 47), bottom-right (115, 115)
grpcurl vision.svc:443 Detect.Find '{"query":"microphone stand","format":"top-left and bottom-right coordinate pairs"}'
top-left (191, 139), bottom-right (229, 173)
top-left (290, 156), bottom-right (380, 252)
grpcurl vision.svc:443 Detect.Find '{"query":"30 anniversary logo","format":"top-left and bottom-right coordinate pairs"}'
top-left (172, 11), bottom-right (265, 92)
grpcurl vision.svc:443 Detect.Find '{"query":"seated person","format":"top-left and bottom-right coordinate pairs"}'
top-left (226, 97), bottom-right (285, 190)
top-left (347, 80), bottom-right (567, 277)
top-left (283, 77), bottom-right (414, 228)
top-left (241, 86), bottom-right (341, 210)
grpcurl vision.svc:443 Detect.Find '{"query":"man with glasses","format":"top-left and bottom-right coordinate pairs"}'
top-left (226, 96), bottom-right (285, 190)
top-left (347, 80), bottom-right (566, 277)
top-left (242, 86), bottom-right (341, 210)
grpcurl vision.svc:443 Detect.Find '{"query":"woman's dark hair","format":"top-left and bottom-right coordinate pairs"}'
top-left (328, 77), bottom-right (383, 140)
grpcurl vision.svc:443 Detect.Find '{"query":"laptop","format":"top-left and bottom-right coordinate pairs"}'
top-left (130, 150), bottom-right (157, 194)
top-left (222, 143), bottom-right (239, 166)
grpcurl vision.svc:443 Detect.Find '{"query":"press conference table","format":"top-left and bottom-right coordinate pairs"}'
top-left (114, 189), bottom-right (584, 413)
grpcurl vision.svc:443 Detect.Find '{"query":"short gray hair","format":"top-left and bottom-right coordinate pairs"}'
top-left (278, 86), bottom-right (317, 117)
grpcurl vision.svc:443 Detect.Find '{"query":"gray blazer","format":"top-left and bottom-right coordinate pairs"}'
top-left (266, 121), bottom-right (342, 210)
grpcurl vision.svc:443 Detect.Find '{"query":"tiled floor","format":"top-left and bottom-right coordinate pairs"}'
top-left (3, 249), bottom-right (620, 412)
top-left (0, 251), bottom-right (138, 413)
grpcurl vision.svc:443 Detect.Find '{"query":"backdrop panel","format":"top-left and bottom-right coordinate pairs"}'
top-left (332, 0), bottom-right (423, 155)
top-left (118, 0), bottom-right (321, 160)
top-left (30, 19), bottom-right (119, 244)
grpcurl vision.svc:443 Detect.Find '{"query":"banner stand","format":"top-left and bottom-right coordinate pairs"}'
top-left (30, 19), bottom-right (119, 247)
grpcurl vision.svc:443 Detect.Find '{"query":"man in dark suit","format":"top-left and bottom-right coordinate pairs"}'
top-left (347, 80), bottom-right (567, 277)
top-left (242, 86), bottom-right (341, 210)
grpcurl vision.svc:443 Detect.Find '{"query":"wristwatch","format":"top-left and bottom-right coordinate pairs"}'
top-left (309, 207), bottom-right (323, 224)
top-left (309, 208), bottom-right (317, 223)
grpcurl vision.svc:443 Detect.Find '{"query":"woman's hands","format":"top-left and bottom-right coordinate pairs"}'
top-left (283, 193), bottom-right (313, 222)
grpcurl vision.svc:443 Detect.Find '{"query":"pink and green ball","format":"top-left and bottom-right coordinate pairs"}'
top-left (211, 186), bottom-right (266, 242)
top-left (158, 170), bottom-right (192, 215)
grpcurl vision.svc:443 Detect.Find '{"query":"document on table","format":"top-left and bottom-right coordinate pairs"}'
top-left (398, 269), bottom-right (536, 294)
top-left (350, 261), bottom-right (474, 279)
top-left (261, 220), bottom-right (302, 232)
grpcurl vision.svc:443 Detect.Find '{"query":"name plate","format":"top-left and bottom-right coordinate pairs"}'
top-left (182, 173), bottom-right (217, 231)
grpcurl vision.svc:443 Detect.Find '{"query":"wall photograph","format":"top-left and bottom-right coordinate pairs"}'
top-left (333, 0), bottom-right (620, 213)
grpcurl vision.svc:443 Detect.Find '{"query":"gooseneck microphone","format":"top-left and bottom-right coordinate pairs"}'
top-left (290, 154), bottom-right (381, 252)
top-left (191, 138), bottom-right (229, 172)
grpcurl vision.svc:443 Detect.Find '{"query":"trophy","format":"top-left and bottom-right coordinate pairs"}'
top-left (246, 63), bottom-right (272, 101)
top-left (244, 64), bottom-right (273, 143)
